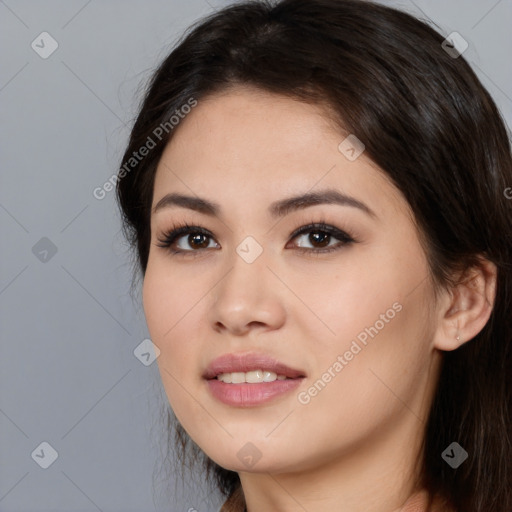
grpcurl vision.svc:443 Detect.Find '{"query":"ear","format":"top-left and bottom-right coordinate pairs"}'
top-left (432, 257), bottom-right (497, 351)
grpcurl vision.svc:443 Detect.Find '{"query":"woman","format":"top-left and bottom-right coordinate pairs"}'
top-left (116, 0), bottom-right (512, 510)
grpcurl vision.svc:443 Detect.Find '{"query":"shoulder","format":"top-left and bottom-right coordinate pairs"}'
top-left (219, 486), bottom-right (245, 512)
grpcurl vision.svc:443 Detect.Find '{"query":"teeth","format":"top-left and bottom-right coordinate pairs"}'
top-left (216, 370), bottom-right (289, 383)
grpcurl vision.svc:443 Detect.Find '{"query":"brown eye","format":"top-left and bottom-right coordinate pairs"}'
top-left (156, 224), bottom-right (218, 254)
top-left (289, 223), bottom-right (355, 253)
top-left (188, 233), bottom-right (210, 249)
top-left (156, 221), bottom-right (356, 256)
top-left (307, 231), bottom-right (331, 248)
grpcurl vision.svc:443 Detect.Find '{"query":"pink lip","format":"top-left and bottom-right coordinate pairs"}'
top-left (203, 352), bottom-right (306, 408)
top-left (206, 379), bottom-right (304, 407)
top-left (203, 352), bottom-right (306, 380)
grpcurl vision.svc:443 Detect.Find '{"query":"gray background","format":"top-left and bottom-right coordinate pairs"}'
top-left (1, 1), bottom-right (511, 511)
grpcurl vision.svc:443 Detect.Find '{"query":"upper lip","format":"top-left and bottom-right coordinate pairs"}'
top-left (203, 352), bottom-right (306, 380)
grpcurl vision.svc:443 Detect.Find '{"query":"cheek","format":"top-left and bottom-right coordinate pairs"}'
top-left (293, 246), bottom-right (432, 393)
top-left (142, 269), bottom-right (171, 343)
top-left (142, 258), bottom-right (201, 340)
top-left (142, 260), bottom-right (208, 406)
top-left (290, 296), bottom-right (431, 456)
top-left (142, 262), bottom-right (198, 385)
top-left (284, 253), bottom-right (399, 353)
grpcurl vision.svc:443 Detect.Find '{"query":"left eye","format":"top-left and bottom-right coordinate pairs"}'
top-left (156, 222), bottom-right (355, 255)
top-left (288, 223), bottom-right (355, 253)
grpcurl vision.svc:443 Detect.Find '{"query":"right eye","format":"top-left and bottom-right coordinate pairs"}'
top-left (156, 223), bottom-right (219, 255)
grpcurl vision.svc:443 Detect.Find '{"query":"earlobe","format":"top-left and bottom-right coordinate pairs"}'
top-left (433, 258), bottom-right (497, 352)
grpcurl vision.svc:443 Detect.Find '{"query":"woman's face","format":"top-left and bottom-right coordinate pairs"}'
top-left (143, 86), bottom-right (443, 474)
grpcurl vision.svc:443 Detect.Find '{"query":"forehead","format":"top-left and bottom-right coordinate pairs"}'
top-left (152, 87), bottom-right (409, 221)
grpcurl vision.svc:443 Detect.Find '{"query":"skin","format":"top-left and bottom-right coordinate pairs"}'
top-left (142, 86), bottom-right (496, 512)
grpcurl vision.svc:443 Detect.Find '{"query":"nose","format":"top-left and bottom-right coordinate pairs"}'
top-left (208, 249), bottom-right (287, 336)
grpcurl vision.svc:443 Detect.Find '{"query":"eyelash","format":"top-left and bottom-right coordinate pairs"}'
top-left (155, 220), bottom-right (357, 258)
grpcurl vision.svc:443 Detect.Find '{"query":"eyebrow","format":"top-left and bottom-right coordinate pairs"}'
top-left (152, 188), bottom-right (377, 219)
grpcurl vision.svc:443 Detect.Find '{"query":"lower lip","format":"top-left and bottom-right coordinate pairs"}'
top-left (206, 378), bottom-right (304, 407)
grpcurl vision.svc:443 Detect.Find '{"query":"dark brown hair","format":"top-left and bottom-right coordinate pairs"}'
top-left (116, 1), bottom-right (512, 510)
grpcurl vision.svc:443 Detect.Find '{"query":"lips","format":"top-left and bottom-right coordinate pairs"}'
top-left (203, 352), bottom-right (306, 380)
